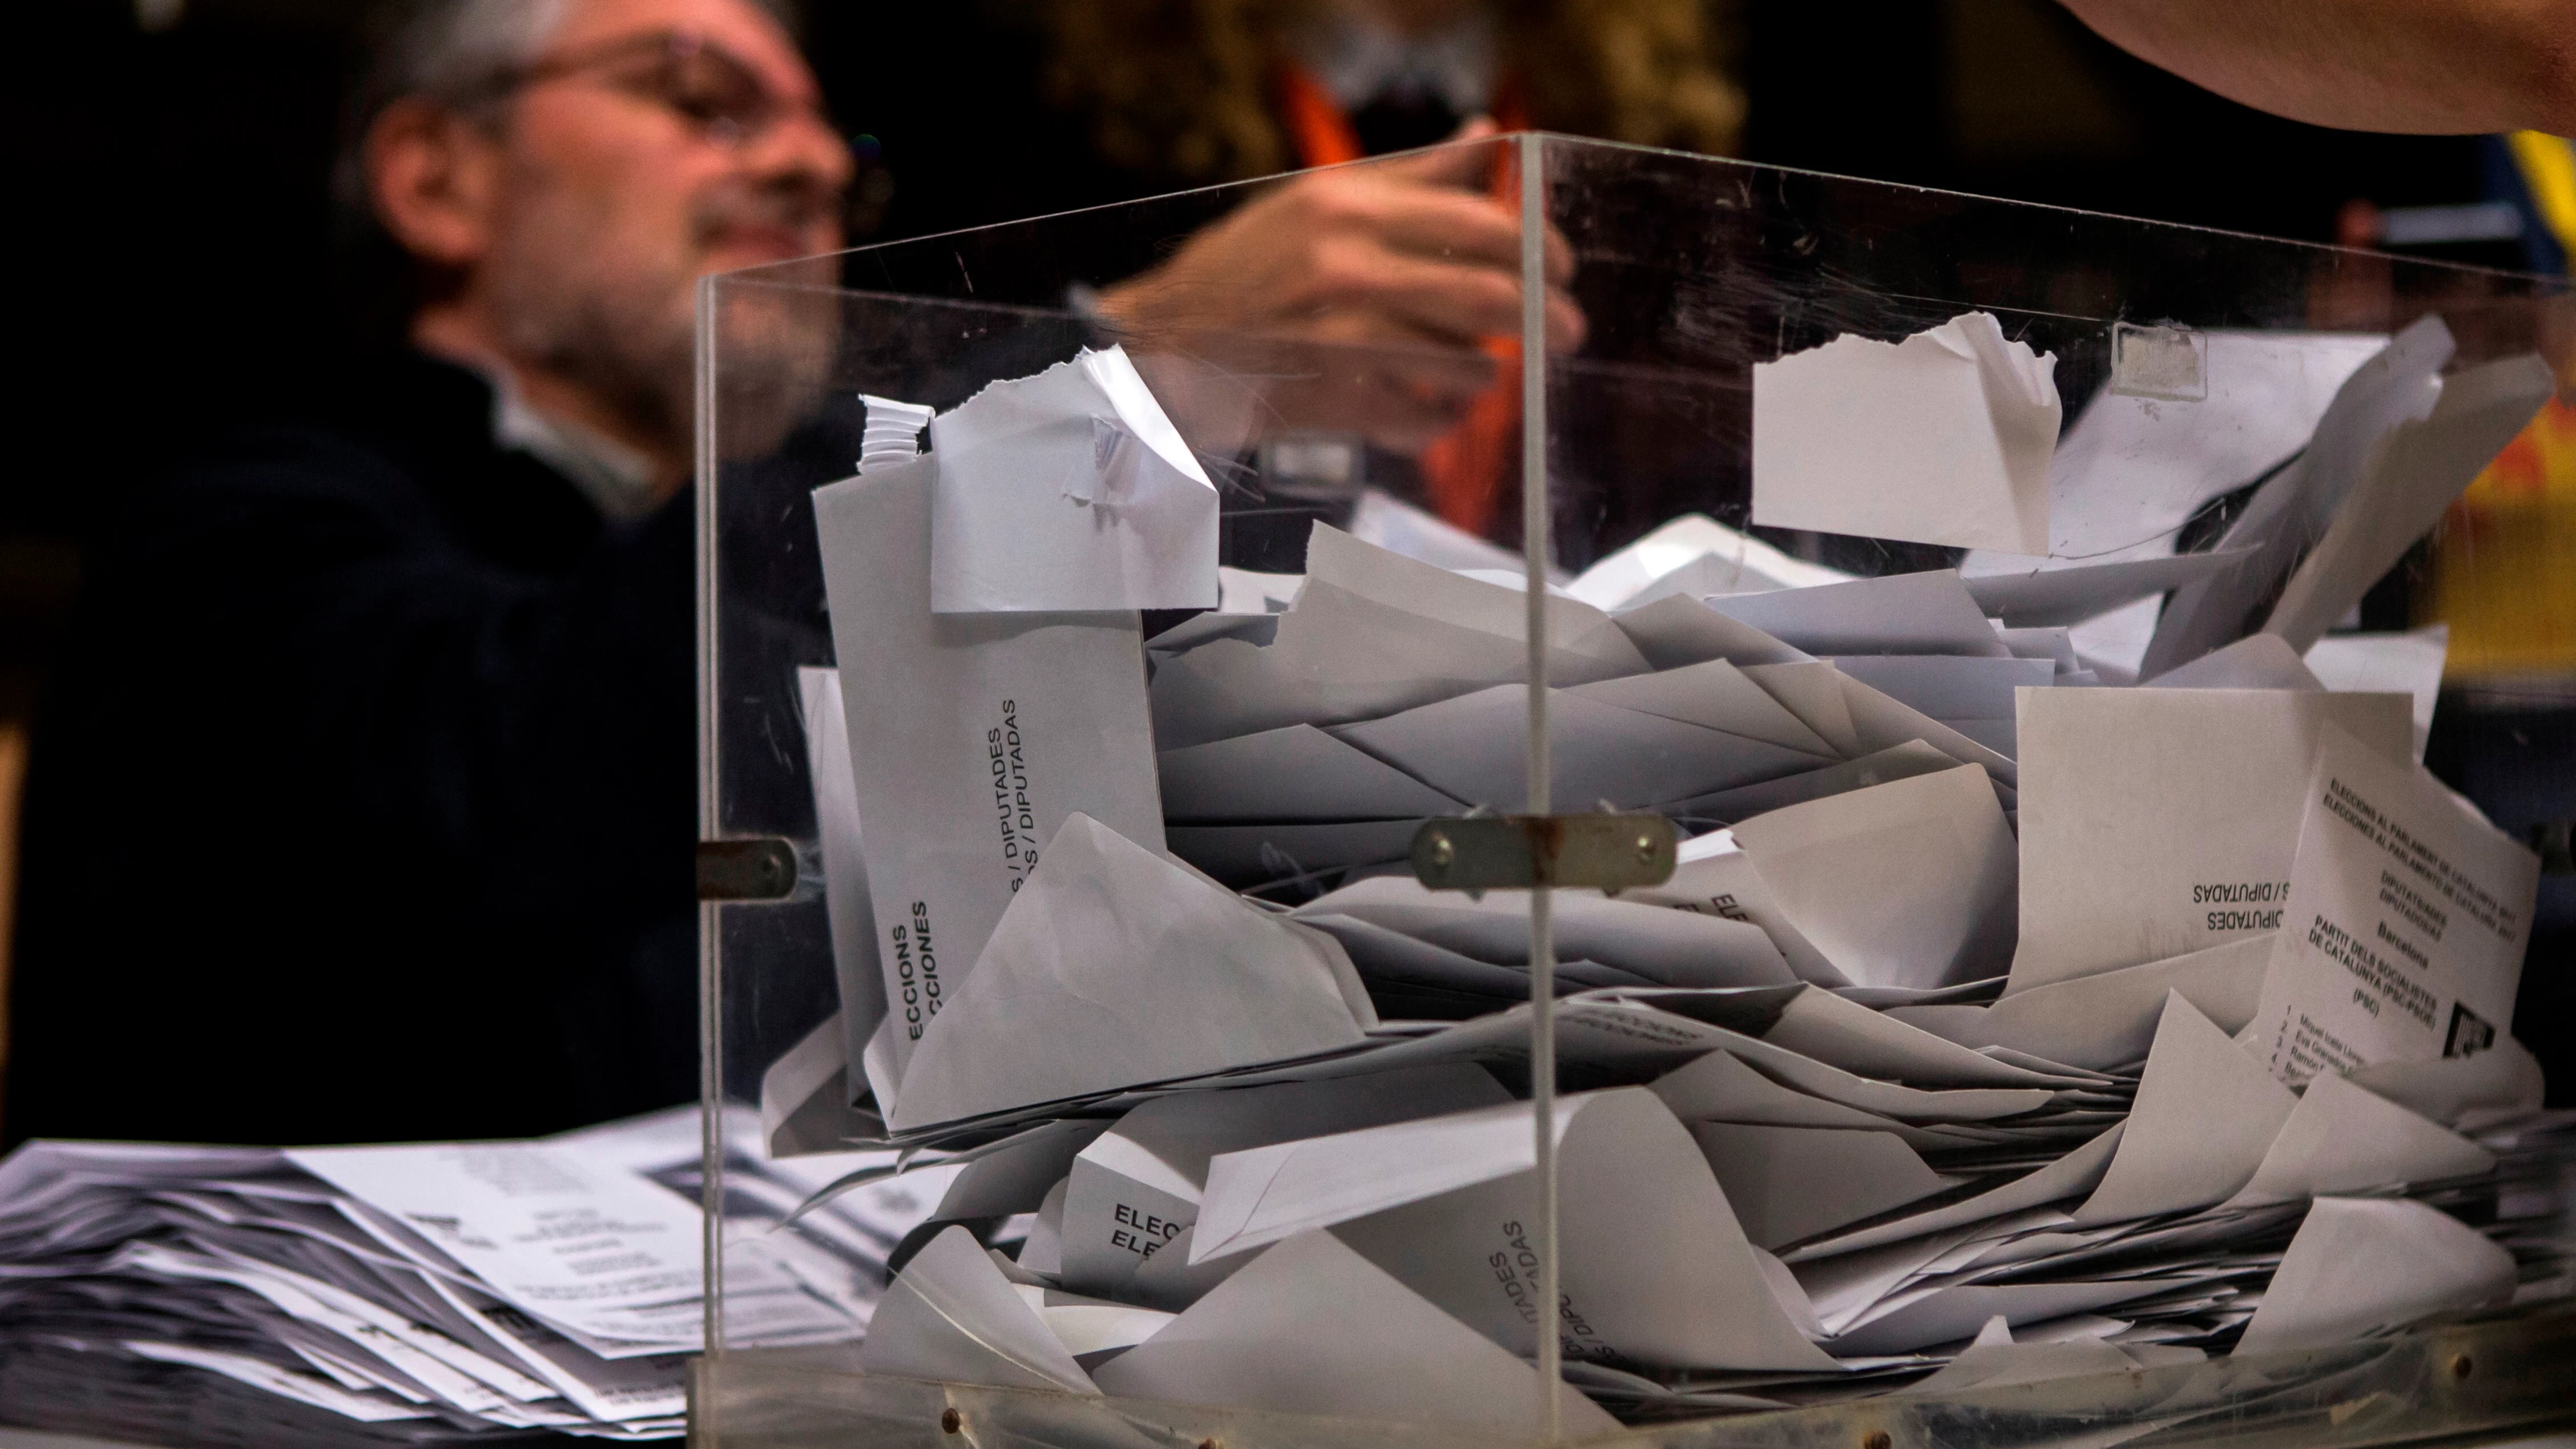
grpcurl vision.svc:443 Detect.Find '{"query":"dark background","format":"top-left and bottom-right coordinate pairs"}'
top-left (0, 0), bottom-right (2540, 1068)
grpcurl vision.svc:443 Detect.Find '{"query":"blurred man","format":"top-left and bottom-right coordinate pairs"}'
top-left (3, 0), bottom-right (850, 1145)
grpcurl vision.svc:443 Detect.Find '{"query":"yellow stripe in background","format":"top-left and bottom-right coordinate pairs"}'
top-left (2507, 131), bottom-right (2576, 257)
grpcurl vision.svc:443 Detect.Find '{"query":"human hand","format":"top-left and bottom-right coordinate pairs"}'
top-left (1094, 122), bottom-right (1584, 453)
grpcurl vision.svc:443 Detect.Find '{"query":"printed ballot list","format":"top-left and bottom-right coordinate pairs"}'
top-left (2248, 724), bottom-right (2541, 1086)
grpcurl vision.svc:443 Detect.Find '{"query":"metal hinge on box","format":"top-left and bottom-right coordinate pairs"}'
top-left (697, 838), bottom-right (798, 901)
top-left (1409, 812), bottom-right (1679, 896)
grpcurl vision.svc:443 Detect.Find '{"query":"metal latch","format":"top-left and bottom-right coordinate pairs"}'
top-left (697, 838), bottom-right (799, 901)
top-left (1409, 813), bottom-right (1679, 896)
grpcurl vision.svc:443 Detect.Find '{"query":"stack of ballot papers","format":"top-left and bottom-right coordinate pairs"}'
top-left (0, 1107), bottom-right (952, 1446)
top-left (782, 318), bottom-right (2571, 1434)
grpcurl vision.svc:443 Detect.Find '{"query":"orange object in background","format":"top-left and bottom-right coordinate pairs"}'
top-left (2425, 394), bottom-right (2576, 683)
top-left (1277, 64), bottom-right (1528, 538)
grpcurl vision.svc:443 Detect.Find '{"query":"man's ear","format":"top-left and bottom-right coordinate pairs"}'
top-left (365, 97), bottom-right (504, 269)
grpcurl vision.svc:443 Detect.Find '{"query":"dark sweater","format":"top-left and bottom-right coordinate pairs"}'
top-left (5, 352), bottom-right (698, 1147)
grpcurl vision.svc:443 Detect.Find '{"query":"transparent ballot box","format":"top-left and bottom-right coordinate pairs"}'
top-left (694, 135), bottom-right (2576, 1448)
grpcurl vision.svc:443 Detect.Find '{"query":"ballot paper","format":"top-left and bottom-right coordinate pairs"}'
top-left (890, 814), bottom-right (1376, 1132)
top-left (1753, 313), bottom-right (2061, 554)
top-left (1059, 1068), bottom-right (1509, 1306)
top-left (288, 1142), bottom-right (844, 1352)
top-left (2243, 724), bottom-right (2542, 1087)
top-left (2234, 1197), bottom-right (2516, 1355)
top-left (1726, 765), bottom-right (2017, 991)
top-left (927, 345), bottom-right (1219, 613)
top-left (2265, 354), bottom-right (2551, 651)
top-left (1567, 513), bottom-right (1852, 611)
top-left (1093, 1229), bottom-right (1620, 1434)
top-left (1195, 1089), bottom-right (1847, 1372)
top-left (815, 458), bottom-right (1166, 1080)
top-left (799, 667), bottom-right (886, 1092)
top-left (0, 1107), bottom-right (932, 1442)
top-left (2010, 688), bottom-right (2412, 994)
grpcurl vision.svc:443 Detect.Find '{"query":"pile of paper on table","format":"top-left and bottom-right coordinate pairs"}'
top-left (773, 322), bottom-right (2572, 1430)
top-left (0, 1107), bottom-right (952, 1446)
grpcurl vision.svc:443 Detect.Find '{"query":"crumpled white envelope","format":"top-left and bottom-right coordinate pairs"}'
top-left (1753, 311), bottom-right (2061, 554)
top-left (929, 346), bottom-right (1219, 613)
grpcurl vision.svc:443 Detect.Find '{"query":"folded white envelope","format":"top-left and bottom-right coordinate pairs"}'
top-left (890, 814), bottom-right (1376, 1131)
top-left (1091, 1229), bottom-right (1620, 1434)
top-left (2234, 1197), bottom-right (2515, 1355)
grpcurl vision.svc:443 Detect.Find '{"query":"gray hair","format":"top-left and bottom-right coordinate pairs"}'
top-left (328, 0), bottom-right (797, 343)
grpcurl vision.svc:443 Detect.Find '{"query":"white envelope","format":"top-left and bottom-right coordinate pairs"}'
top-left (1631, 830), bottom-right (1843, 987)
top-left (2305, 624), bottom-right (2448, 763)
top-left (1611, 592), bottom-right (1814, 670)
top-left (2010, 687), bottom-right (2412, 993)
top-left (1093, 1229), bottom-right (1620, 1434)
top-left (1198, 1089), bottom-right (1847, 1372)
top-left (1782, 1125), bottom-right (2126, 1262)
top-left (2146, 634), bottom-right (2324, 691)
top-left (889, 815), bottom-right (1376, 1131)
top-left (1569, 512), bottom-right (1852, 610)
top-left (1707, 571), bottom-right (2012, 659)
top-left (1659, 742), bottom-right (1964, 830)
top-left (1156, 724), bottom-right (1464, 822)
top-left (1569, 658), bottom-right (1840, 756)
top-left (1295, 875), bottom-right (1797, 990)
top-left (1329, 683), bottom-right (1829, 812)
top-left (797, 667), bottom-right (884, 1096)
top-left (2141, 318), bottom-right (2453, 679)
top-left (1753, 313), bottom-right (2061, 554)
top-left (2243, 724), bottom-right (2542, 1087)
top-left (1922, 934), bottom-right (2271, 1071)
top-left (1961, 550), bottom-right (2255, 629)
top-left (2265, 354), bottom-right (2551, 651)
top-left (2228, 1070), bottom-right (2493, 1206)
top-left (1692, 1122), bottom-right (1954, 1250)
top-left (814, 459), bottom-right (1165, 1080)
top-left (2346, 1039), bottom-right (2545, 1131)
top-left (857, 1225), bottom-right (1098, 1393)
top-left (928, 346), bottom-right (1218, 613)
top-left (2234, 1197), bottom-right (2515, 1355)
top-left (1148, 526), bottom-right (1646, 749)
top-left (2073, 994), bottom-right (2292, 1223)
top-left (1727, 765), bottom-right (2018, 991)
top-left (1828, 656), bottom-right (2055, 730)
top-left (1058, 1066), bottom-right (1507, 1305)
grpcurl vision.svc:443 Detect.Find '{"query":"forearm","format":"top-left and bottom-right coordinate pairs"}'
top-left (2057, 0), bottom-right (2576, 134)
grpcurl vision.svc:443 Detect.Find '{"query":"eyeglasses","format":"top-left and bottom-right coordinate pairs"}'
top-left (464, 30), bottom-right (833, 149)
